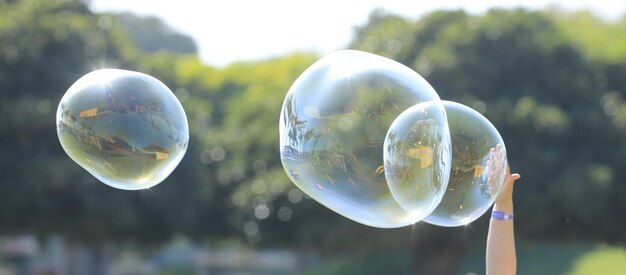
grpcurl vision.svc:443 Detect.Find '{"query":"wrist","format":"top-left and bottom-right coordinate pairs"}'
top-left (491, 210), bottom-right (514, 220)
top-left (493, 201), bottom-right (513, 213)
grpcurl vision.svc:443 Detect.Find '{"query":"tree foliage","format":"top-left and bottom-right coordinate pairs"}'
top-left (350, 8), bottom-right (626, 245)
top-left (1, 1), bottom-right (626, 271)
top-left (110, 12), bottom-right (198, 55)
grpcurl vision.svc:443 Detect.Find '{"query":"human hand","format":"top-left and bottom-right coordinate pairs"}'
top-left (486, 144), bottom-right (506, 192)
top-left (485, 145), bottom-right (521, 212)
top-left (496, 166), bottom-right (521, 205)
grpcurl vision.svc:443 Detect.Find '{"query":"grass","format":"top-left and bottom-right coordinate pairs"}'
top-left (566, 246), bottom-right (626, 275)
top-left (457, 242), bottom-right (626, 275)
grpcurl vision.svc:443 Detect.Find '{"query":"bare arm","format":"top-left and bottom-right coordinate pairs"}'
top-left (486, 167), bottom-right (521, 275)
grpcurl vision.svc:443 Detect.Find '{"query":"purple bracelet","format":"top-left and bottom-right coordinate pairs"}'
top-left (492, 210), bottom-right (514, 220)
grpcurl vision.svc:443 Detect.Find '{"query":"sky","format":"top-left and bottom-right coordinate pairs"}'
top-left (90, 0), bottom-right (626, 67)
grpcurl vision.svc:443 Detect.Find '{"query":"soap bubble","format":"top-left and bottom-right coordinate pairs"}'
top-left (56, 69), bottom-right (189, 190)
top-left (384, 101), bottom-right (451, 220)
top-left (279, 50), bottom-right (444, 228)
top-left (423, 101), bottom-right (508, 227)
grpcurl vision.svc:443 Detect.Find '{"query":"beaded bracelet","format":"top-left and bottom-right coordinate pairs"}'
top-left (492, 210), bottom-right (514, 220)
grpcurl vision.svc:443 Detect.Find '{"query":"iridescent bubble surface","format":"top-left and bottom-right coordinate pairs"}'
top-left (56, 69), bottom-right (189, 190)
top-left (423, 101), bottom-right (508, 227)
top-left (279, 50), bottom-right (443, 228)
top-left (384, 101), bottom-right (451, 221)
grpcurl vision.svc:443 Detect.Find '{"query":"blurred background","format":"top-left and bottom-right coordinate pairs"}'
top-left (1, 0), bottom-right (626, 274)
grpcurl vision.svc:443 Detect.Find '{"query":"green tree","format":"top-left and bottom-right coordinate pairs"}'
top-left (348, 8), bottom-right (626, 273)
top-left (0, 0), bottom-right (132, 237)
top-left (3, 2), bottom-right (626, 274)
top-left (109, 12), bottom-right (198, 55)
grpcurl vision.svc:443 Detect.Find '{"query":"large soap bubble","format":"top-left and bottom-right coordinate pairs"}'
top-left (423, 101), bottom-right (508, 227)
top-left (56, 69), bottom-right (189, 190)
top-left (279, 50), bottom-right (446, 228)
top-left (384, 101), bottom-right (451, 221)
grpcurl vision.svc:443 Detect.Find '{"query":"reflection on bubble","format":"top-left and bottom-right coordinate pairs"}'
top-left (384, 101), bottom-right (451, 221)
top-left (56, 69), bottom-right (189, 190)
top-left (279, 50), bottom-right (442, 228)
top-left (424, 101), bottom-right (507, 227)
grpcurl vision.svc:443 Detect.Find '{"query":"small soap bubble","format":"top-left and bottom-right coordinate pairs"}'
top-left (423, 101), bottom-right (508, 227)
top-left (384, 101), bottom-right (451, 220)
top-left (287, 189), bottom-right (303, 204)
top-left (56, 69), bottom-right (189, 190)
top-left (254, 204), bottom-right (270, 220)
top-left (243, 221), bottom-right (259, 236)
top-left (279, 50), bottom-right (443, 228)
top-left (277, 206), bottom-right (293, 221)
